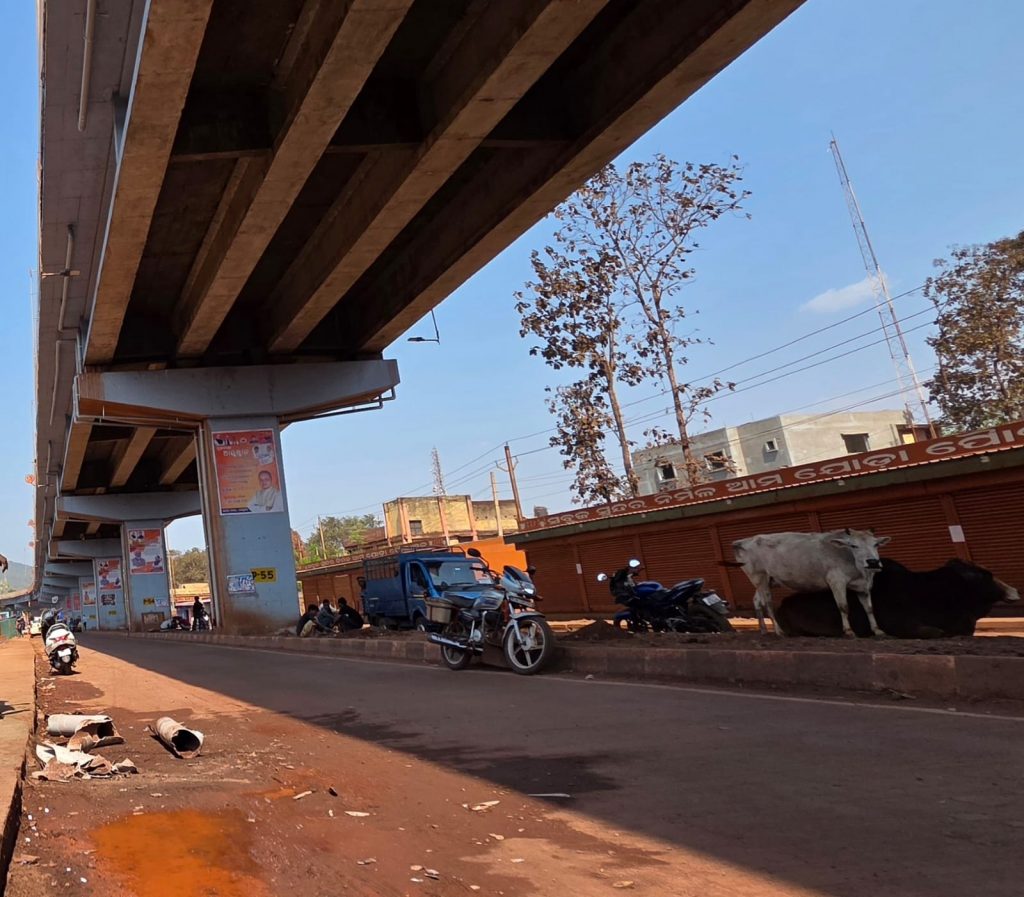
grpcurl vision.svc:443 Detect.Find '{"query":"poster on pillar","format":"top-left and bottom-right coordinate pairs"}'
top-left (126, 528), bottom-right (167, 575)
top-left (81, 580), bottom-right (98, 629)
top-left (95, 559), bottom-right (127, 629)
top-left (211, 429), bottom-right (285, 515)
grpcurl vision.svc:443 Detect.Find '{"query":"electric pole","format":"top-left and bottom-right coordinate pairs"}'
top-left (317, 516), bottom-right (327, 559)
top-left (829, 135), bottom-right (934, 436)
top-left (490, 470), bottom-right (504, 538)
top-left (501, 445), bottom-right (523, 522)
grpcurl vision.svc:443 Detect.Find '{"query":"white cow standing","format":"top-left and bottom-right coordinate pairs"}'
top-left (732, 529), bottom-right (891, 637)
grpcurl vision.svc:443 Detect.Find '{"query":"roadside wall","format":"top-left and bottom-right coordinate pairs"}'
top-left (513, 463), bottom-right (1024, 617)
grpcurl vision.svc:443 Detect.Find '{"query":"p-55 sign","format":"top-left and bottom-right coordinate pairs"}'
top-left (251, 567), bottom-right (277, 584)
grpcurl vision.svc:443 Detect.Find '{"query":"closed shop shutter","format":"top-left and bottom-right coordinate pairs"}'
top-left (818, 498), bottom-right (949, 570)
top-left (579, 537), bottom-right (641, 613)
top-left (716, 513), bottom-right (816, 611)
top-left (524, 543), bottom-right (585, 615)
top-left (639, 524), bottom-right (723, 595)
top-left (954, 485), bottom-right (1024, 599)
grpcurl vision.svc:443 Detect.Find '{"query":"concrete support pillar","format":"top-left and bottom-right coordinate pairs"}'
top-left (197, 417), bottom-right (298, 633)
top-left (121, 520), bottom-right (173, 631)
top-left (79, 575), bottom-right (98, 630)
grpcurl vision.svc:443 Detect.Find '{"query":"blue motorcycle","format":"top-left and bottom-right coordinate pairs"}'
top-left (598, 559), bottom-right (733, 633)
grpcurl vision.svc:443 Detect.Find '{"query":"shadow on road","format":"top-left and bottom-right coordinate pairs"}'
top-left (81, 634), bottom-right (1022, 897)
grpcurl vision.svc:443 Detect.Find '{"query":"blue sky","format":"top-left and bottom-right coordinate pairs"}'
top-left (3, 1), bottom-right (1023, 563)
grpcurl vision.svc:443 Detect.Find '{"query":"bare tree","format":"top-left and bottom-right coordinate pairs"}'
top-left (925, 232), bottom-right (1024, 431)
top-left (559, 155), bottom-right (746, 478)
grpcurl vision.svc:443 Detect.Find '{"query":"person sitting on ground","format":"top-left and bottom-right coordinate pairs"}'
top-left (316, 598), bottom-right (338, 633)
top-left (336, 597), bottom-right (364, 632)
top-left (297, 604), bottom-right (319, 637)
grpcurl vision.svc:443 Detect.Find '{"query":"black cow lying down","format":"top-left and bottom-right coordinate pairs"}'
top-left (776, 558), bottom-right (1020, 638)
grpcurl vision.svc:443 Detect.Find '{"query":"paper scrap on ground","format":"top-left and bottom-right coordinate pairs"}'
top-left (35, 743), bottom-right (113, 778)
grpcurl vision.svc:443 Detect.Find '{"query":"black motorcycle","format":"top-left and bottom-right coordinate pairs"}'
top-left (598, 559), bottom-right (733, 633)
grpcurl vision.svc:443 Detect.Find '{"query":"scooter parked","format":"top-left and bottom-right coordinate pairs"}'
top-left (44, 621), bottom-right (79, 675)
top-left (598, 559), bottom-right (733, 633)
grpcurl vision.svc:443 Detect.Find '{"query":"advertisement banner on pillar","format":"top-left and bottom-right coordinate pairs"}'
top-left (82, 581), bottom-right (96, 606)
top-left (211, 429), bottom-right (285, 515)
top-left (95, 559), bottom-right (127, 629)
top-left (126, 528), bottom-right (167, 575)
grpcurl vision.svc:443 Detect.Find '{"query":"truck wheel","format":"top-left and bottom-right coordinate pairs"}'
top-left (414, 615), bottom-right (430, 633)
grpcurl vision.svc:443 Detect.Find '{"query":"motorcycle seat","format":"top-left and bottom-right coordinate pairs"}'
top-left (670, 578), bottom-right (704, 593)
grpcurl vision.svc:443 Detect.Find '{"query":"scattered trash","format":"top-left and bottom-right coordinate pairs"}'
top-left (585, 674), bottom-right (595, 680)
top-left (470, 886), bottom-right (481, 892)
top-left (425, 869), bottom-right (439, 879)
top-left (293, 790), bottom-right (314, 801)
top-left (465, 801), bottom-right (500, 812)
top-left (489, 833), bottom-right (505, 841)
top-left (328, 809), bottom-right (334, 818)
top-left (511, 858), bottom-right (525, 864)
top-left (613, 881), bottom-right (635, 889)
top-left (112, 759), bottom-right (138, 775)
top-left (356, 858), bottom-right (376, 865)
top-left (47, 715), bottom-right (125, 753)
top-left (528, 793), bottom-right (572, 799)
top-left (345, 811), bottom-right (370, 817)
top-left (35, 744), bottom-right (113, 778)
top-left (410, 865), bottom-right (424, 872)
top-left (17, 856), bottom-right (39, 866)
top-left (328, 786), bottom-right (338, 797)
top-left (146, 717), bottom-right (204, 759)
top-left (411, 878), bottom-right (424, 884)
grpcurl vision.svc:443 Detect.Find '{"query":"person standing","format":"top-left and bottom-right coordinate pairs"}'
top-left (191, 597), bottom-right (205, 631)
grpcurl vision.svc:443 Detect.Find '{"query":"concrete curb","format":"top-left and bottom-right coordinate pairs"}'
top-left (117, 631), bottom-right (1024, 703)
top-left (0, 638), bottom-right (36, 887)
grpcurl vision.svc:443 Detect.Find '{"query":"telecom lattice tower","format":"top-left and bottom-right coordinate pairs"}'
top-left (828, 136), bottom-right (933, 435)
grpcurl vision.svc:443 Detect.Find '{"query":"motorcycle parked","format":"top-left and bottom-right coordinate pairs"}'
top-left (598, 559), bottom-right (733, 633)
top-left (44, 621), bottom-right (79, 675)
top-left (428, 549), bottom-right (555, 675)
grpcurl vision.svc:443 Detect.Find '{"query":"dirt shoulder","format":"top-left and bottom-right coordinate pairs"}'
top-left (6, 638), bottom-right (819, 897)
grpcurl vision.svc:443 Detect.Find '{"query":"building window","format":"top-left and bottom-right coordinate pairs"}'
top-left (658, 463), bottom-right (676, 481)
top-left (842, 433), bottom-right (870, 454)
top-left (704, 451), bottom-right (730, 472)
top-left (409, 519), bottom-right (424, 536)
top-left (763, 439), bottom-right (779, 453)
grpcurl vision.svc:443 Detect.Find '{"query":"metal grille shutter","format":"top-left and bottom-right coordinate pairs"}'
top-left (818, 498), bottom-right (949, 570)
top-left (525, 543), bottom-right (585, 615)
top-left (954, 485), bottom-right (1024, 598)
top-left (640, 524), bottom-right (724, 595)
top-left (716, 513), bottom-right (816, 610)
top-left (579, 538), bottom-right (639, 613)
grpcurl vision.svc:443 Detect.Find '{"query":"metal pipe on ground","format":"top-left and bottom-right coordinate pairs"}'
top-left (149, 717), bottom-right (204, 758)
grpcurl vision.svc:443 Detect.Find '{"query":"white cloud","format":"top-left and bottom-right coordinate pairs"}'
top-left (801, 274), bottom-right (884, 314)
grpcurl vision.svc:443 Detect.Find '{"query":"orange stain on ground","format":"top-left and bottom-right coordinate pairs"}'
top-left (92, 809), bottom-right (269, 897)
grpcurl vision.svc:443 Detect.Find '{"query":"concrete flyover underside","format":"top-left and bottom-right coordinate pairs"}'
top-left (34, 0), bottom-right (806, 629)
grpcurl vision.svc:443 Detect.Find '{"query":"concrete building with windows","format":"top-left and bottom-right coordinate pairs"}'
top-left (383, 495), bottom-right (520, 544)
top-left (633, 410), bottom-right (929, 495)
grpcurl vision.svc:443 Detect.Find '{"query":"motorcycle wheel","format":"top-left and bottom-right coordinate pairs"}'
top-left (503, 618), bottom-right (554, 675)
top-left (439, 619), bottom-right (472, 671)
top-left (687, 603), bottom-right (734, 633)
top-left (58, 660), bottom-right (73, 675)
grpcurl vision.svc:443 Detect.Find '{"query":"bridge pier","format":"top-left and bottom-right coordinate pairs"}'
top-left (72, 360), bottom-right (399, 633)
top-left (122, 520), bottom-right (174, 631)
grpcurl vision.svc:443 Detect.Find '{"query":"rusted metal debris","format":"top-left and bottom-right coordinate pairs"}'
top-left (47, 714), bottom-right (125, 752)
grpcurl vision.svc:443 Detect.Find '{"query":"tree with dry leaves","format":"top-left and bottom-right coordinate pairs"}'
top-left (546, 379), bottom-right (628, 504)
top-left (925, 231), bottom-right (1024, 432)
top-left (517, 155), bottom-right (747, 492)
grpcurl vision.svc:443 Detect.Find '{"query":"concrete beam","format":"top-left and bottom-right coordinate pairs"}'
top-left (173, 0), bottom-right (415, 358)
top-left (76, 360), bottom-right (399, 424)
top-left (85, 521), bottom-right (102, 536)
top-left (45, 562), bottom-right (94, 578)
top-left (265, 0), bottom-right (608, 353)
top-left (56, 539), bottom-right (123, 559)
top-left (331, 0), bottom-right (805, 353)
top-left (61, 423), bottom-right (93, 492)
top-left (84, 0), bottom-right (216, 365)
top-left (58, 492), bottom-right (201, 524)
top-left (159, 436), bottom-right (197, 486)
top-left (110, 427), bottom-right (157, 487)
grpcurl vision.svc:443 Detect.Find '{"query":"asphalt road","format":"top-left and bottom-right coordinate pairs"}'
top-left (65, 635), bottom-right (1024, 896)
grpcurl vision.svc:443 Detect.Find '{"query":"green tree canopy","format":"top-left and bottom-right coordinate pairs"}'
top-left (169, 547), bottom-right (210, 585)
top-left (303, 514), bottom-right (382, 562)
